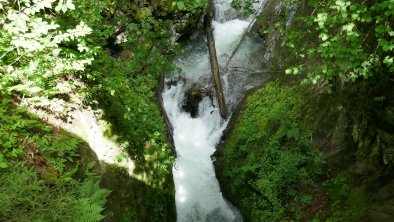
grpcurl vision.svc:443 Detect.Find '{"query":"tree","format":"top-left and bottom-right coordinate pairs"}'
top-left (286, 0), bottom-right (393, 88)
top-left (0, 0), bottom-right (95, 112)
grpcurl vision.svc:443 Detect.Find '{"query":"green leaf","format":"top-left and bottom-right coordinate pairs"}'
top-left (0, 162), bottom-right (8, 169)
top-left (55, 1), bottom-right (62, 12)
top-left (177, 1), bottom-right (185, 9)
top-left (66, 0), bottom-right (75, 10)
top-left (62, 4), bottom-right (68, 13)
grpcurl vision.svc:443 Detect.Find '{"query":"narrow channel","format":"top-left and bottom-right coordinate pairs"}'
top-left (162, 0), bottom-right (266, 221)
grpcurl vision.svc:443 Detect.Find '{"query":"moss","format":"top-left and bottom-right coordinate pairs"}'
top-left (101, 163), bottom-right (176, 222)
top-left (215, 80), bottom-right (378, 221)
top-left (215, 82), bottom-right (326, 221)
top-left (317, 175), bottom-right (370, 222)
top-left (225, 0), bottom-right (394, 221)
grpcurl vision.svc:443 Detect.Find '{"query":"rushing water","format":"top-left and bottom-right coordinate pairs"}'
top-left (162, 0), bottom-right (266, 221)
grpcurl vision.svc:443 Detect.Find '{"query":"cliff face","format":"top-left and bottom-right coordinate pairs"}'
top-left (214, 0), bottom-right (394, 221)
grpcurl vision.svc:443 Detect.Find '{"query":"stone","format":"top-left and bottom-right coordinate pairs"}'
top-left (182, 84), bottom-right (204, 118)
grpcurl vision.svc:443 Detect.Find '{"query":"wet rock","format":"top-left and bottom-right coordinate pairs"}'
top-left (165, 75), bottom-right (185, 88)
top-left (182, 84), bottom-right (205, 118)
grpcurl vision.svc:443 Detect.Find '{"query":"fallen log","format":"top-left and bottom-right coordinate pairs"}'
top-left (204, 0), bottom-right (227, 118)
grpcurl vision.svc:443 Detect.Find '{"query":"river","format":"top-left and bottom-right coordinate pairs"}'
top-left (162, 0), bottom-right (266, 221)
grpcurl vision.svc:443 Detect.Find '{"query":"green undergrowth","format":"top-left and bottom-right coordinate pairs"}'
top-left (215, 82), bottom-right (370, 221)
top-left (74, 0), bottom-right (201, 219)
top-left (217, 82), bottom-right (324, 221)
top-left (314, 174), bottom-right (370, 222)
top-left (92, 50), bottom-right (176, 187)
top-left (0, 0), bottom-right (209, 220)
top-left (0, 98), bottom-right (110, 222)
top-left (86, 12), bottom-right (178, 221)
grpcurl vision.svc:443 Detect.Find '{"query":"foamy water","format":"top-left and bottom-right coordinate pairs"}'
top-left (162, 1), bottom-right (266, 221)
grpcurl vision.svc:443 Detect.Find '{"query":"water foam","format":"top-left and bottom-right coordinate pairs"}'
top-left (162, 0), bottom-right (266, 221)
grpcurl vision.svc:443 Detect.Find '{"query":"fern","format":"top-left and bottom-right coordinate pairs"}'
top-left (78, 180), bottom-right (110, 205)
top-left (0, 166), bottom-right (110, 222)
top-left (73, 180), bottom-right (111, 222)
top-left (74, 198), bottom-right (105, 222)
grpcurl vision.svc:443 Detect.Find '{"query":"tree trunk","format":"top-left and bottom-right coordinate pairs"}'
top-left (204, 0), bottom-right (227, 118)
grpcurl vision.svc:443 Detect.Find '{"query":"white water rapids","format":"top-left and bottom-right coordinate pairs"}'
top-left (162, 0), bottom-right (266, 221)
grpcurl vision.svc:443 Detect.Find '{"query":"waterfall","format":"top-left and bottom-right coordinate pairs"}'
top-left (162, 1), bottom-right (267, 221)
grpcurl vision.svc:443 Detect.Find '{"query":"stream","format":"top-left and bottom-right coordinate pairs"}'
top-left (162, 0), bottom-right (267, 221)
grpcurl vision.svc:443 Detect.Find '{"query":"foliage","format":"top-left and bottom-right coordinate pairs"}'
top-left (227, 0), bottom-right (392, 221)
top-left (0, 8), bottom-right (112, 218)
top-left (282, 0), bottom-right (394, 177)
top-left (0, 99), bottom-right (109, 222)
top-left (74, 179), bottom-right (111, 222)
top-left (0, 166), bottom-right (109, 222)
top-left (0, 0), bottom-right (95, 113)
top-left (231, 0), bottom-right (258, 16)
top-left (285, 0), bottom-right (393, 87)
top-left (0, 0), bottom-right (190, 188)
top-left (0, 0), bottom-right (209, 220)
top-left (313, 175), bottom-right (370, 221)
top-left (87, 7), bottom-right (178, 188)
top-left (0, 99), bottom-right (78, 174)
top-left (218, 82), bottom-right (325, 221)
top-left (172, 0), bottom-right (208, 12)
top-left (217, 82), bottom-right (374, 221)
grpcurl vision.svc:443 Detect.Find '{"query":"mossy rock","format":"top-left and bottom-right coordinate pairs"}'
top-left (215, 82), bottom-right (325, 221)
top-left (101, 164), bottom-right (176, 222)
